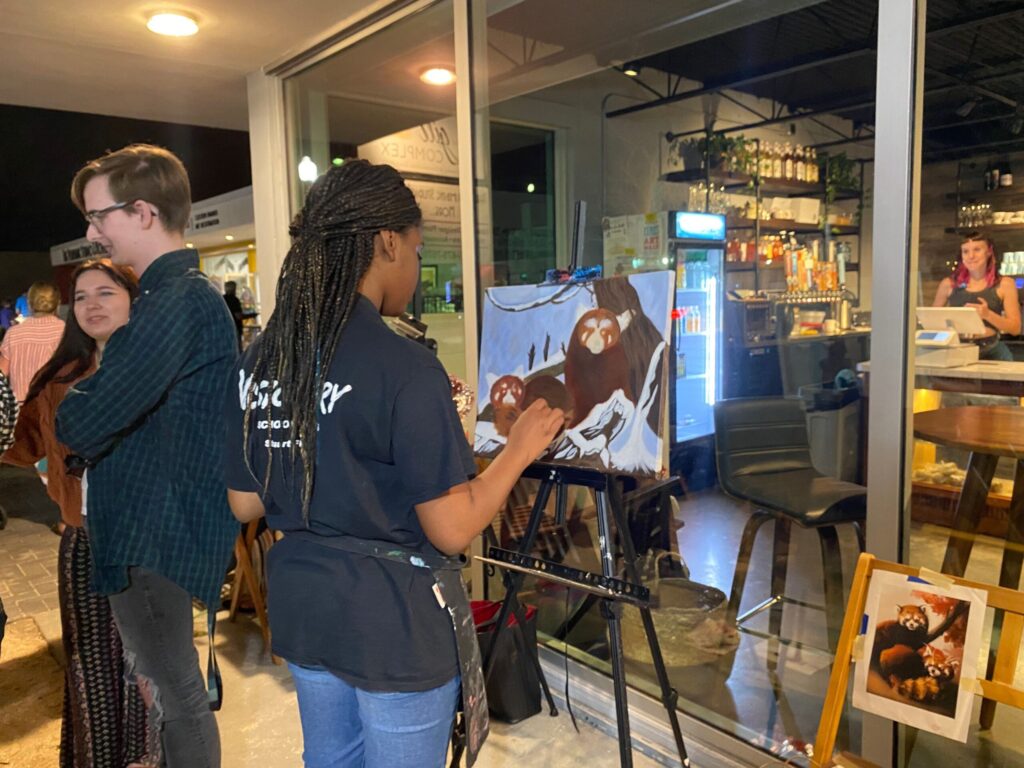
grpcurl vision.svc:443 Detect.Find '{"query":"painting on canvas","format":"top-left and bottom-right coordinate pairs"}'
top-left (851, 570), bottom-right (986, 742)
top-left (474, 272), bottom-right (673, 477)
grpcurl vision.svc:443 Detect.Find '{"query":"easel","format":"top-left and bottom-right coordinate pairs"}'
top-left (812, 553), bottom-right (1024, 767)
top-left (478, 462), bottom-right (689, 768)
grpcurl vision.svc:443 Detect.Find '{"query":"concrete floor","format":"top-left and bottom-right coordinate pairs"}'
top-left (3, 462), bottom-right (1024, 767)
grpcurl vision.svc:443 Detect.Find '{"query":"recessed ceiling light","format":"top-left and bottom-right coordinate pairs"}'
top-left (147, 12), bottom-right (199, 37)
top-left (225, 235), bottom-right (235, 241)
top-left (420, 67), bottom-right (455, 86)
top-left (623, 63), bottom-right (640, 77)
top-left (186, 242), bottom-right (194, 248)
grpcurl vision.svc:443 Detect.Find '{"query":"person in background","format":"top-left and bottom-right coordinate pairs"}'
top-left (0, 282), bottom-right (65, 402)
top-left (224, 160), bottom-right (563, 768)
top-left (14, 292), bottom-right (30, 322)
top-left (56, 144), bottom-right (238, 768)
top-left (932, 231), bottom-right (1021, 361)
top-left (0, 299), bottom-right (15, 331)
top-left (223, 280), bottom-right (244, 348)
top-left (2, 259), bottom-right (158, 768)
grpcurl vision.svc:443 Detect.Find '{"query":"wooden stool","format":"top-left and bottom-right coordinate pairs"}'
top-left (228, 520), bottom-right (277, 661)
top-left (914, 405), bottom-right (1024, 727)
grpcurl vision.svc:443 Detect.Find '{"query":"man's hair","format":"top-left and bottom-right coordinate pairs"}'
top-left (224, 281), bottom-right (237, 291)
top-left (244, 160), bottom-right (421, 521)
top-left (28, 282), bottom-right (60, 314)
top-left (70, 144), bottom-right (192, 234)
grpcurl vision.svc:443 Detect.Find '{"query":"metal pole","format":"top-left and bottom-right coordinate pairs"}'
top-left (864, 0), bottom-right (926, 766)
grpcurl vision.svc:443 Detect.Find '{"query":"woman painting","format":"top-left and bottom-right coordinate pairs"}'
top-left (1, 259), bottom-right (157, 767)
top-left (224, 160), bottom-right (562, 768)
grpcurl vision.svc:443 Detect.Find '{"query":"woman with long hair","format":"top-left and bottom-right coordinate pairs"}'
top-left (224, 160), bottom-right (562, 768)
top-left (1, 259), bottom-right (157, 767)
top-left (932, 231), bottom-right (1021, 360)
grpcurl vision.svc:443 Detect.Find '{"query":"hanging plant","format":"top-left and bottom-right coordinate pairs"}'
top-left (824, 152), bottom-right (859, 206)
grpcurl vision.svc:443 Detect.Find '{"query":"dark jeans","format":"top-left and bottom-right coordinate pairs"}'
top-left (109, 566), bottom-right (220, 768)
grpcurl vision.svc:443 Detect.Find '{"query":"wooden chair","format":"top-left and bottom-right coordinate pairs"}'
top-left (227, 520), bottom-right (276, 660)
top-left (812, 553), bottom-right (1024, 767)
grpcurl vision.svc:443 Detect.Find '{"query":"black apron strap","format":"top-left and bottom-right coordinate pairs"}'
top-left (207, 612), bottom-right (223, 711)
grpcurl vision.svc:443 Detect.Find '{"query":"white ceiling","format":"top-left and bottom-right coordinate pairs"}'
top-left (0, 0), bottom-right (374, 130)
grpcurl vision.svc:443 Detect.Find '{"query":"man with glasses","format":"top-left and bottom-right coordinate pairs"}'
top-left (56, 144), bottom-right (238, 768)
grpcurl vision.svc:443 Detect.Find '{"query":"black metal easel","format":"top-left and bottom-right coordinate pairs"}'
top-left (476, 462), bottom-right (689, 768)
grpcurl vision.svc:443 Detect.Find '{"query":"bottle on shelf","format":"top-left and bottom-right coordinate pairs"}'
top-left (783, 143), bottom-right (794, 180)
top-left (771, 143), bottom-right (783, 180)
top-left (808, 148), bottom-right (819, 184)
top-left (759, 142), bottom-right (772, 180)
top-left (795, 145), bottom-right (806, 183)
top-left (984, 161), bottom-right (994, 192)
top-left (1000, 160), bottom-right (1014, 188)
top-left (691, 306), bottom-right (701, 333)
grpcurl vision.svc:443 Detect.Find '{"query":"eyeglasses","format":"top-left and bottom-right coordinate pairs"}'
top-left (84, 201), bottom-right (131, 227)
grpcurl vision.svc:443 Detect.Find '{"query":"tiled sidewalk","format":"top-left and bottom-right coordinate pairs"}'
top-left (0, 465), bottom-right (61, 622)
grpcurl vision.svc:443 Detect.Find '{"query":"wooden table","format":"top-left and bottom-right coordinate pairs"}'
top-left (859, 360), bottom-right (1024, 397)
top-left (913, 405), bottom-right (1024, 728)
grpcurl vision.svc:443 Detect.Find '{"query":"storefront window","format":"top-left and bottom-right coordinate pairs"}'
top-left (470, 0), bottom-right (880, 760)
top-left (282, 0), bottom-right (467, 379)
top-left (904, 3), bottom-right (1024, 765)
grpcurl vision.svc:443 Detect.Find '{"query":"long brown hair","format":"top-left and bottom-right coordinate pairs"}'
top-left (24, 259), bottom-right (139, 404)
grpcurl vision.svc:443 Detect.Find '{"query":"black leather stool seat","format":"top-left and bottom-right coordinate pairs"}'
top-left (714, 397), bottom-right (867, 657)
top-left (726, 469), bottom-right (866, 527)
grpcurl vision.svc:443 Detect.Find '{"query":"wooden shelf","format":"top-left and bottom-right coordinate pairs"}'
top-left (726, 216), bottom-right (859, 235)
top-left (945, 223), bottom-right (1024, 234)
top-left (946, 187), bottom-right (1024, 202)
top-left (660, 169), bottom-right (858, 201)
top-left (660, 168), bottom-right (755, 189)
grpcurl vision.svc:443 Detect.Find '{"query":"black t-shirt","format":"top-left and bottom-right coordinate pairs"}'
top-left (224, 295), bottom-right (475, 691)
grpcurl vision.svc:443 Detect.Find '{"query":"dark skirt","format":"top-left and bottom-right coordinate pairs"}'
top-left (58, 525), bottom-right (159, 767)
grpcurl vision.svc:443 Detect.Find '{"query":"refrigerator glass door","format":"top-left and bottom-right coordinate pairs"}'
top-left (672, 244), bottom-right (723, 443)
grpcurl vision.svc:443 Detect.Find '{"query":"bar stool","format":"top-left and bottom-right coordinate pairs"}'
top-left (714, 397), bottom-right (866, 655)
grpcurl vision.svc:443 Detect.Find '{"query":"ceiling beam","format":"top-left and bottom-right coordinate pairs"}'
top-left (607, 2), bottom-right (1024, 120)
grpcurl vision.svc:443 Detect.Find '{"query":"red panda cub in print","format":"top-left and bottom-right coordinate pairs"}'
top-left (871, 605), bottom-right (930, 687)
top-left (489, 375), bottom-right (524, 437)
top-left (564, 308), bottom-right (634, 428)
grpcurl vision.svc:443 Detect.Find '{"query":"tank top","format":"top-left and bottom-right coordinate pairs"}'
top-left (948, 283), bottom-right (1004, 334)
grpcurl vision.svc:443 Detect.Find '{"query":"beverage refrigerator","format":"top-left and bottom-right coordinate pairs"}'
top-left (602, 211), bottom-right (726, 449)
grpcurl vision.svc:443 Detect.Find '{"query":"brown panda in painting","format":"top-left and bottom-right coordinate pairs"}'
top-left (523, 375), bottom-right (574, 431)
top-left (564, 308), bottom-right (634, 428)
top-left (490, 375), bottom-right (524, 437)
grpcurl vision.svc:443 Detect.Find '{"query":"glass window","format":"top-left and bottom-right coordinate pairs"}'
top-left (471, 0), bottom-right (880, 760)
top-left (905, 3), bottom-right (1024, 766)
top-left (283, 0), bottom-right (467, 379)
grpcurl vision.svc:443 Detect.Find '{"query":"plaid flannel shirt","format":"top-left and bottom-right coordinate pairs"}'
top-left (56, 249), bottom-right (239, 607)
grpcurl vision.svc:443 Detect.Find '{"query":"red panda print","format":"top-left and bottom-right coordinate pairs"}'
top-left (564, 308), bottom-right (634, 428)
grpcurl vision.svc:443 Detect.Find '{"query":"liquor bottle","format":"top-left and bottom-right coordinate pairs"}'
top-left (783, 143), bottom-right (795, 180)
top-left (795, 145), bottom-right (806, 183)
top-left (1000, 160), bottom-right (1014, 188)
top-left (808, 148), bottom-right (819, 184)
top-left (984, 161), bottom-right (994, 191)
top-left (759, 142), bottom-right (772, 180)
top-left (772, 143), bottom-right (783, 180)
top-left (691, 306), bottom-right (701, 333)
top-left (991, 159), bottom-right (1002, 190)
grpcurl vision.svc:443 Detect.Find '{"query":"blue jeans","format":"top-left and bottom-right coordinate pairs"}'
top-left (287, 663), bottom-right (460, 768)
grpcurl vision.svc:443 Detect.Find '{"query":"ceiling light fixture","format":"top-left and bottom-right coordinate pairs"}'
top-left (420, 67), bottom-right (456, 86)
top-left (225, 235), bottom-right (235, 241)
top-left (623, 63), bottom-right (640, 77)
top-left (186, 242), bottom-right (194, 248)
top-left (146, 11), bottom-right (199, 37)
top-left (955, 96), bottom-right (981, 118)
top-left (298, 156), bottom-right (318, 182)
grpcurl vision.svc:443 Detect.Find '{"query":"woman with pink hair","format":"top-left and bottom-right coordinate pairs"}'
top-left (932, 231), bottom-right (1021, 360)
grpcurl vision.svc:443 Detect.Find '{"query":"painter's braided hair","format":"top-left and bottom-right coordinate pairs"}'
top-left (244, 160), bottom-right (421, 520)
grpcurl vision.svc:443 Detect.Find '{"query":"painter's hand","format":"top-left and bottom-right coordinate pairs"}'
top-left (968, 297), bottom-right (990, 321)
top-left (506, 399), bottom-right (565, 462)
